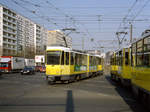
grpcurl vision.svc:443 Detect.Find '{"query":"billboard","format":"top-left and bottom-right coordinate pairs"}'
top-left (35, 55), bottom-right (45, 63)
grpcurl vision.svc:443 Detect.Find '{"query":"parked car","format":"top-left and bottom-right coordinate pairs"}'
top-left (35, 66), bottom-right (41, 72)
top-left (21, 66), bottom-right (35, 75)
top-left (39, 66), bottom-right (46, 73)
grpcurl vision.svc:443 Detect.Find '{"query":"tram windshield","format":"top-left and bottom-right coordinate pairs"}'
top-left (46, 51), bottom-right (61, 65)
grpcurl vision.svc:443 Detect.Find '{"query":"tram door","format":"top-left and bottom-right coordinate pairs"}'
top-left (60, 51), bottom-right (70, 75)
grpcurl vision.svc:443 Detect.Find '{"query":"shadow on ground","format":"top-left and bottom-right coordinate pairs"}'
top-left (105, 75), bottom-right (149, 112)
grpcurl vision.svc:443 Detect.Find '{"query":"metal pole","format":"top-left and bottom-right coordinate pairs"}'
top-left (116, 33), bottom-right (121, 49)
top-left (130, 23), bottom-right (133, 43)
top-left (82, 37), bottom-right (84, 50)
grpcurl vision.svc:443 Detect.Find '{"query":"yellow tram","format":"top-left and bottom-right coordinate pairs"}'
top-left (110, 47), bottom-right (132, 86)
top-left (110, 52), bottom-right (119, 80)
top-left (110, 32), bottom-right (150, 108)
top-left (131, 33), bottom-right (150, 106)
top-left (45, 46), bottom-right (103, 84)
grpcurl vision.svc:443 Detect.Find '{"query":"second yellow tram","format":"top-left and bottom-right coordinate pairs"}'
top-left (46, 46), bottom-right (103, 84)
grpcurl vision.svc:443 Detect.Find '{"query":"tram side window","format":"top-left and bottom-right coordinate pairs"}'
top-left (125, 52), bottom-right (129, 65)
top-left (144, 36), bottom-right (150, 52)
top-left (136, 55), bottom-right (143, 66)
top-left (143, 54), bottom-right (150, 66)
top-left (90, 56), bottom-right (94, 66)
top-left (143, 37), bottom-right (150, 66)
top-left (119, 51), bottom-right (122, 66)
top-left (77, 54), bottom-right (82, 65)
top-left (82, 55), bottom-right (87, 65)
top-left (93, 57), bottom-right (95, 65)
top-left (96, 57), bottom-right (100, 65)
top-left (61, 51), bottom-right (64, 65)
top-left (119, 57), bottom-right (122, 66)
top-left (66, 52), bottom-right (69, 65)
top-left (137, 40), bottom-right (143, 53)
top-left (95, 57), bottom-right (98, 65)
top-left (71, 52), bottom-right (74, 65)
top-left (136, 40), bottom-right (144, 66)
top-left (75, 54), bottom-right (80, 65)
top-left (93, 57), bottom-right (96, 65)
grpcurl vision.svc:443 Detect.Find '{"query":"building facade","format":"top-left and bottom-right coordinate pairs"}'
top-left (0, 4), bottom-right (48, 58)
top-left (0, 5), bottom-right (17, 56)
top-left (47, 30), bottom-right (72, 48)
top-left (0, 4), bottom-right (73, 58)
top-left (17, 14), bottom-right (35, 58)
top-left (34, 24), bottom-right (47, 55)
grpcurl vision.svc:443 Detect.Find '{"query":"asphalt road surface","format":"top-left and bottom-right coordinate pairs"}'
top-left (0, 72), bottom-right (149, 112)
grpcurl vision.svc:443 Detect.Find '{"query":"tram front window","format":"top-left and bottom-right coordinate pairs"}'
top-left (47, 51), bottom-right (61, 65)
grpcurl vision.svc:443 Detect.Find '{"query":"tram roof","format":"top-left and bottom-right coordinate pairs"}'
top-left (46, 46), bottom-right (102, 56)
top-left (46, 46), bottom-right (72, 52)
top-left (131, 31), bottom-right (150, 45)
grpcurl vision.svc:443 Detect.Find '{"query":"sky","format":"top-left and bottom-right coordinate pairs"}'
top-left (0, 0), bottom-right (150, 52)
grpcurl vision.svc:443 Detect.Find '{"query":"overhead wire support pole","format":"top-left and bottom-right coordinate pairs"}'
top-left (130, 22), bottom-right (133, 43)
top-left (82, 36), bottom-right (84, 50)
top-left (62, 28), bottom-right (76, 47)
top-left (97, 15), bottom-right (101, 32)
top-left (116, 32), bottom-right (128, 49)
top-left (116, 32), bottom-right (121, 49)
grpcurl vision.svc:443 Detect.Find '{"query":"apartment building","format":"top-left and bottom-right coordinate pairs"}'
top-left (17, 17), bottom-right (48, 58)
top-left (34, 24), bottom-right (48, 55)
top-left (47, 30), bottom-right (72, 48)
top-left (0, 5), bottom-right (17, 56)
top-left (0, 4), bottom-right (73, 58)
top-left (17, 14), bottom-right (35, 58)
top-left (0, 4), bottom-right (48, 58)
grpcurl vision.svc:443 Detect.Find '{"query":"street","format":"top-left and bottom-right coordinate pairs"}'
top-left (0, 73), bottom-right (149, 112)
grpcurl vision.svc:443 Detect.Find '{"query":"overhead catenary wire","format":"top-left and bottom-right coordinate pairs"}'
top-left (21, 0), bottom-right (90, 42)
top-left (116, 0), bottom-right (138, 32)
top-left (131, 0), bottom-right (150, 23)
top-left (115, 0), bottom-right (150, 49)
top-left (19, 0), bottom-right (95, 49)
top-left (44, 0), bottom-right (93, 41)
top-left (45, 0), bottom-right (77, 29)
top-left (2, 0), bottom-right (150, 51)
top-left (18, 0), bottom-right (66, 28)
top-left (11, 0), bottom-right (63, 29)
